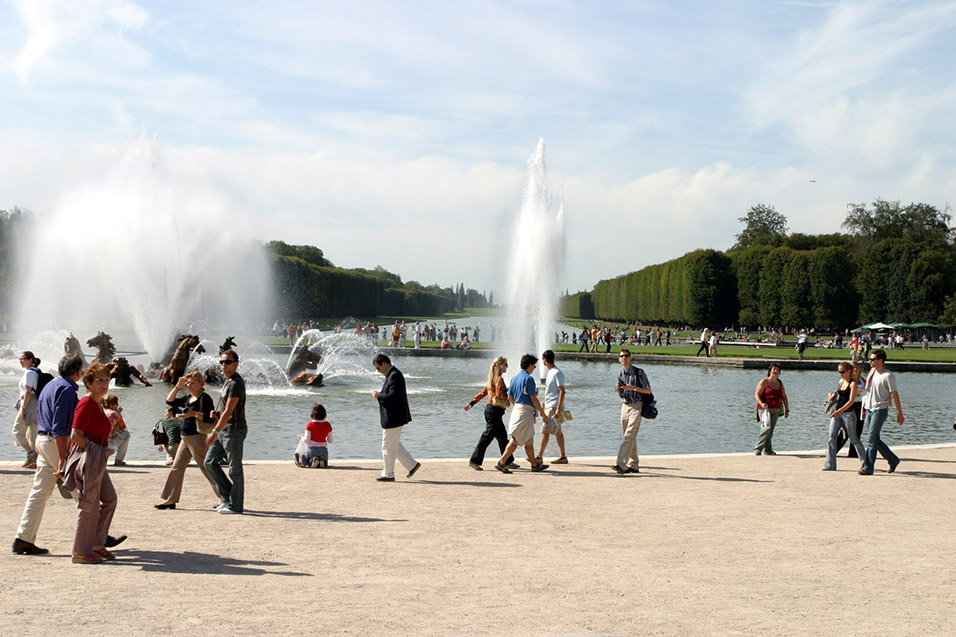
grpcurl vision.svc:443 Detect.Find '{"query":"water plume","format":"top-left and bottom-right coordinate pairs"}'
top-left (504, 138), bottom-right (565, 364)
top-left (15, 134), bottom-right (271, 360)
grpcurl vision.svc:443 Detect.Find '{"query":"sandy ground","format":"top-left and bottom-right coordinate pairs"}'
top-left (2, 444), bottom-right (956, 636)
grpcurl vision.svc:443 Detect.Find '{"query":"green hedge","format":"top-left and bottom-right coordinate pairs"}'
top-left (561, 292), bottom-right (594, 319)
top-left (589, 249), bottom-right (737, 326)
top-left (271, 255), bottom-right (455, 319)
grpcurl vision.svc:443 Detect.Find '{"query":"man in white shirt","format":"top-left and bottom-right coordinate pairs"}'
top-left (536, 350), bottom-right (567, 464)
top-left (413, 321), bottom-right (422, 348)
top-left (696, 329), bottom-right (710, 357)
top-left (796, 332), bottom-right (808, 360)
top-left (859, 349), bottom-right (903, 475)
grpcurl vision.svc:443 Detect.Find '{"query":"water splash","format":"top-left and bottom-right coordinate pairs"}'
top-left (180, 331), bottom-right (379, 391)
top-left (288, 330), bottom-right (380, 382)
top-left (504, 138), bottom-right (566, 363)
top-left (14, 133), bottom-right (271, 361)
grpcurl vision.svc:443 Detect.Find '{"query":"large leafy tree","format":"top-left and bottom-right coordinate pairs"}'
top-left (757, 247), bottom-right (793, 326)
top-left (808, 246), bottom-right (857, 330)
top-left (780, 252), bottom-right (812, 328)
top-left (266, 240), bottom-right (333, 267)
top-left (731, 245), bottom-right (772, 327)
top-left (842, 200), bottom-right (954, 247)
top-left (732, 204), bottom-right (789, 251)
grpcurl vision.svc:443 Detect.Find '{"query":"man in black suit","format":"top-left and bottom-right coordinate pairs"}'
top-left (372, 354), bottom-right (421, 482)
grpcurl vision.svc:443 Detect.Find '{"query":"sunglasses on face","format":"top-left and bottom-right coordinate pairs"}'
top-left (219, 359), bottom-right (236, 366)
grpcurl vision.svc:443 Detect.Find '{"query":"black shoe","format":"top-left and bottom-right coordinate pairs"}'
top-left (468, 461), bottom-right (483, 471)
top-left (407, 462), bottom-right (421, 478)
top-left (376, 476), bottom-right (395, 482)
top-left (610, 464), bottom-right (625, 474)
top-left (12, 538), bottom-right (49, 555)
top-left (625, 467), bottom-right (640, 473)
top-left (105, 534), bottom-right (127, 548)
top-left (57, 481), bottom-right (74, 499)
top-left (154, 502), bottom-right (176, 510)
top-left (888, 461), bottom-right (900, 474)
top-left (763, 450), bottom-right (777, 456)
top-left (858, 469), bottom-right (873, 475)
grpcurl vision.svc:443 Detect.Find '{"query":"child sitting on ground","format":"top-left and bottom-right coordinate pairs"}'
top-left (156, 407), bottom-right (182, 466)
top-left (102, 393), bottom-right (131, 467)
top-left (295, 403), bottom-right (333, 468)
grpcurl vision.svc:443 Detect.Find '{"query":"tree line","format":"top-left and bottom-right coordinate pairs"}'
top-left (563, 200), bottom-right (956, 330)
top-left (268, 241), bottom-right (491, 319)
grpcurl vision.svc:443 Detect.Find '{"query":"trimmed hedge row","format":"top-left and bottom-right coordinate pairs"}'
top-left (565, 239), bottom-right (956, 330)
top-left (271, 255), bottom-right (455, 319)
top-left (584, 249), bottom-right (737, 327)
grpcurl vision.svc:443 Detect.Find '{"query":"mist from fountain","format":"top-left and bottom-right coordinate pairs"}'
top-left (0, 329), bottom-right (74, 376)
top-left (503, 138), bottom-right (566, 367)
top-left (14, 133), bottom-right (272, 362)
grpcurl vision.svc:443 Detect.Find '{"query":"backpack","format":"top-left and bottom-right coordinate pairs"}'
top-left (152, 419), bottom-right (170, 446)
top-left (30, 367), bottom-right (55, 397)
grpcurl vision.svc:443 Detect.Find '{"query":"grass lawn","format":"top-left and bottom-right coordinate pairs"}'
top-left (546, 342), bottom-right (956, 362)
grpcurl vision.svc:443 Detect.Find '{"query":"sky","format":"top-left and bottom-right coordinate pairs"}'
top-left (2, 0), bottom-right (956, 298)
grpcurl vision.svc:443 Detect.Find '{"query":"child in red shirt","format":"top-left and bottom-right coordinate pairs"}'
top-left (295, 403), bottom-right (333, 468)
top-left (102, 394), bottom-right (131, 467)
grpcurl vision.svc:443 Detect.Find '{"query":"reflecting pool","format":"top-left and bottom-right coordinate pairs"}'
top-left (2, 352), bottom-right (954, 462)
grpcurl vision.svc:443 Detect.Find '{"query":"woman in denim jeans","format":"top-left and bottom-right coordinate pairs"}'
top-left (823, 362), bottom-right (864, 470)
top-left (754, 364), bottom-right (789, 455)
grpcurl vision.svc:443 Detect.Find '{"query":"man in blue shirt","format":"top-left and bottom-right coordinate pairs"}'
top-left (495, 354), bottom-right (548, 474)
top-left (12, 354), bottom-right (83, 555)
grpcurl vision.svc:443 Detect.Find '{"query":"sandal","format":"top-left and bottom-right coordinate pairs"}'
top-left (93, 547), bottom-right (116, 560)
top-left (494, 462), bottom-right (512, 474)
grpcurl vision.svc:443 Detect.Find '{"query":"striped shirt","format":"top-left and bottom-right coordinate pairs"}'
top-left (618, 365), bottom-right (649, 404)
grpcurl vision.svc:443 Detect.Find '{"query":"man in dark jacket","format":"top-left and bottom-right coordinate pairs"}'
top-left (372, 354), bottom-right (420, 482)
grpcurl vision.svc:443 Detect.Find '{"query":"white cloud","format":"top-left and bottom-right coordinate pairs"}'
top-left (748, 1), bottom-right (956, 174)
top-left (11, 0), bottom-right (148, 85)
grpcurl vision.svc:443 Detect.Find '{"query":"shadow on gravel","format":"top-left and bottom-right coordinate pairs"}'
top-left (108, 549), bottom-right (311, 576)
top-left (243, 510), bottom-right (407, 522)
top-left (412, 479), bottom-right (522, 488)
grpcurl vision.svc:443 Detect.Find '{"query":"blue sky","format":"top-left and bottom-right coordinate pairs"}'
top-left (2, 0), bottom-right (956, 296)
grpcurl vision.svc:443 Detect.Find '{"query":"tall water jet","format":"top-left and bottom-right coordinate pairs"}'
top-left (14, 134), bottom-right (272, 360)
top-left (504, 138), bottom-right (565, 362)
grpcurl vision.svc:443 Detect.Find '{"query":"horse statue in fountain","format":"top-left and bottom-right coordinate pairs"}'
top-left (219, 336), bottom-right (237, 354)
top-left (159, 334), bottom-right (204, 384)
top-left (107, 356), bottom-right (152, 387)
top-left (86, 332), bottom-right (116, 364)
top-left (64, 332), bottom-right (85, 361)
top-left (287, 344), bottom-right (323, 382)
top-left (290, 370), bottom-right (324, 386)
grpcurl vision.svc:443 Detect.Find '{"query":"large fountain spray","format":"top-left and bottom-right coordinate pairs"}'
top-left (15, 134), bottom-right (271, 361)
top-left (504, 138), bottom-right (565, 360)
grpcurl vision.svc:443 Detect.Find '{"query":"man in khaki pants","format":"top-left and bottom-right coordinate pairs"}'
top-left (12, 355), bottom-right (82, 555)
top-left (612, 349), bottom-right (653, 475)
